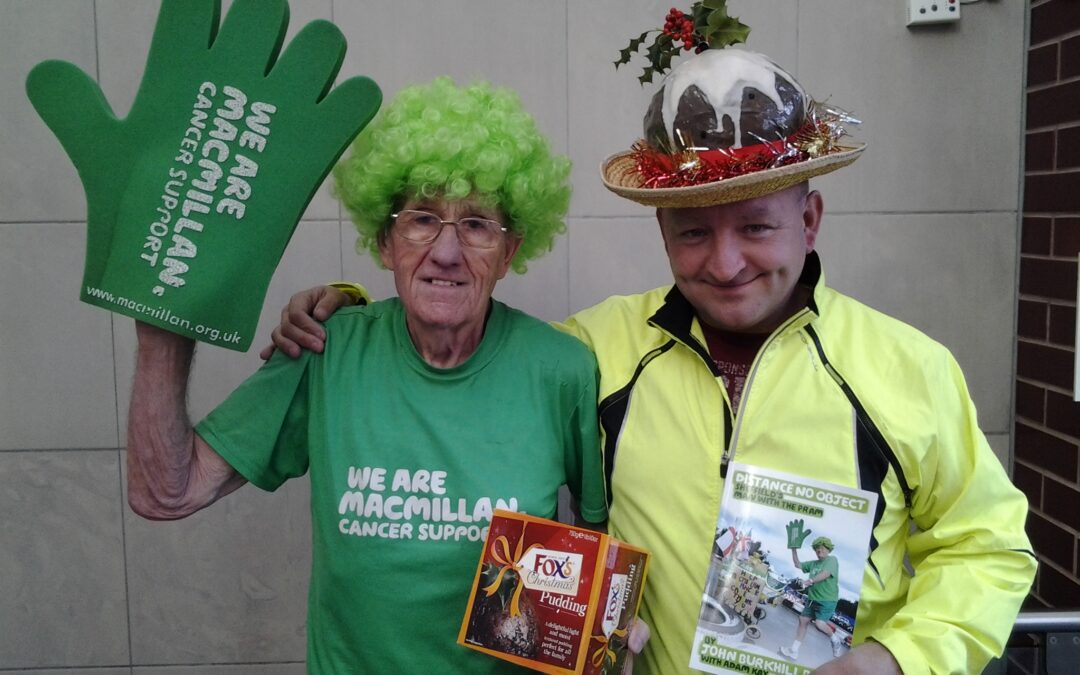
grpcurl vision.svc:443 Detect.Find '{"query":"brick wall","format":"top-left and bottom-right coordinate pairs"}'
top-left (1017, 0), bottom-right (1080, 608)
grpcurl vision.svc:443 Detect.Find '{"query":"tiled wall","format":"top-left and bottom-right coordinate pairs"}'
top-left (1, 0), bottom-right (1028, 671)
top-left (1015, 0), bottom-right (1080, 610)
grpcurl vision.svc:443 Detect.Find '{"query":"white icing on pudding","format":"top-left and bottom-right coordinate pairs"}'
top-left (659, 49), bottom-right (806, 150)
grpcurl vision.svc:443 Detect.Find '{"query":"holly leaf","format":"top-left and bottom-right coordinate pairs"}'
top-left (705, 13), bottom-right (750, 48)
top-left (647, 48), bottom-right (669, 73)
top-left (702, 0), bottom-right (727, 10)
top-left (615, 31), bottom-right (654, 70)
top-left (638, 69), bottom-right (654, 86)
top-left (628, 30), bottom-right (650, 51)
top-left (692, 3), bottom-right (711, 32)
top-left (644, 34), bottom-right (665, 61)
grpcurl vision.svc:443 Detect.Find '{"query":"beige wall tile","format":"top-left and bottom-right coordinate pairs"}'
top-left (2, 0), bottom-right (96, 223)
top-left (334, 0), bottom-right (568, 158)
top-left (94, 0), bottom-right (158, 121)
top-left (568, 215), bottom-right (673, 314)
top-left (0, 223), bottom-right (119, 450)
top-left (733, 0), bottom-right (799, 73)
top-left (986, 432), bottom-right (1011, 470)
top-left (491, 235), bottom-right (571, 323)
top-left (798, 0), bottom-right (1025, 214)
top-left (0, 450), bottom-right (128, 668)
top-left (817, 212), bottom-right (1017, 432)
top-left (124, 457), bottom-right (311, 664)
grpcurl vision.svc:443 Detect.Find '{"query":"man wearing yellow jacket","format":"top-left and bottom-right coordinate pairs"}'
top-left (269, 46), bottom-right (1036, 675)
top-left (563, 46), bottom-right (1035, 674)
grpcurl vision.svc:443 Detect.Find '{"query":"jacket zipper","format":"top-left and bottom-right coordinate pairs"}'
top-left (720, 308), bottom-right (814, 478)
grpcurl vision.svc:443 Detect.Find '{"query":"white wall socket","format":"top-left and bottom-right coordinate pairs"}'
top-left (907, 0), bottom-right (960, 26)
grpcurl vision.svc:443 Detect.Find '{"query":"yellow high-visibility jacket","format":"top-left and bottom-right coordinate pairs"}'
top-left (557, 253), bottom-right (1036, 675)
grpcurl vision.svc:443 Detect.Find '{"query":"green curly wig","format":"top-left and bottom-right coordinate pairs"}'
top-left (811, 536), bottom-right (834, 551)
top-left (333, 77), bottom-right (572, 273)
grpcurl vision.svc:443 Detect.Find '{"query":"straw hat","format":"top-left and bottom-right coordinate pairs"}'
top-left (601, 144), bottom-right (864, 208)
top-left (603, 48), bottom-right (865, 208)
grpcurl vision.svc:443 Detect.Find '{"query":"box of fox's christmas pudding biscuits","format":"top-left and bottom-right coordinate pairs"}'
top-left (459, 510), bottom-right (650, 674)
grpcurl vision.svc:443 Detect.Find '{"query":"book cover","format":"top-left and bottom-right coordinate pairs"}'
top-left (689, 463), bottom-right (877, 675)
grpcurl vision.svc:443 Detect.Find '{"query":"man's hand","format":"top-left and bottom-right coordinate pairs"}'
top-left (811, 641), bottom-right (901, 675)
top-left (786, 519), bottom-right (812, 549)
top-left (26, 0), bottom-right (381, 351)
top-left (259, 285), bottom-right (353, 359)
top-left (621, 618), bottom-right (651, 674)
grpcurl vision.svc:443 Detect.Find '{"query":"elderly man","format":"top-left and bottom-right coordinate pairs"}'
top-left (127, 78), bottom-right (608, 673)
top-left (272, 48), bottom-right (1036, 675)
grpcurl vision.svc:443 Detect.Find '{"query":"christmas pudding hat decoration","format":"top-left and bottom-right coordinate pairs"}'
top-left (604, 1), bottom-right (864, 208)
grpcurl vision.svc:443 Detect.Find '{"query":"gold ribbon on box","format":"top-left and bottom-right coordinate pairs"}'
top-left (590, 627), bottom-right (628, 668)
top-left (482, 522), bottom-right (540, 618)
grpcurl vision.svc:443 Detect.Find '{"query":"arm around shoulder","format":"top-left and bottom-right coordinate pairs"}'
top-left (127, 322), bottom-right (246, 520)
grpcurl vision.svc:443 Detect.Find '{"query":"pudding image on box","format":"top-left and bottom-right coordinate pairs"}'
top-left (459, 510), bottom-right (650, 674)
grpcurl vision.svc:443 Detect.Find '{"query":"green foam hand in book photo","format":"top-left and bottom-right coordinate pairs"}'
top-left (26, 0), bottom-right (381, 351)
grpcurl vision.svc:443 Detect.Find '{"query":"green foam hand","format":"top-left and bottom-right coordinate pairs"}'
top-left (26, 0), bottom-right (381, 351)
top-left (785, 519), bottom-right (811, 550)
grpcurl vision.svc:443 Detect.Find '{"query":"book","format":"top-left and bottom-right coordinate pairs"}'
top-left (689, 463), bottom-right (877, 675)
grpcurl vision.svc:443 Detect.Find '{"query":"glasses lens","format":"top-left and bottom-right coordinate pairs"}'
top-left (394, 210), bottom-right (440, 243)
top-left (457, 218), bottom-right (503, 248)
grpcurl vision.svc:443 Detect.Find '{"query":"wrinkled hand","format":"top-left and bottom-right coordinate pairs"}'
top-left (811, 641), bottom-right (901, 675)
top-left (620, 618), bottom-right (651, 674)
top-left (786, 519), bottom-right (811, 549)
top-left (26, 0), bottom-right (380, 351)
top-left (259, 285), bottom-right (353, 359)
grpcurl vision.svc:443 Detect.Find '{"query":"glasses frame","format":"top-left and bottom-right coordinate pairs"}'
top-left (390, 209), bottom-right (509, 249)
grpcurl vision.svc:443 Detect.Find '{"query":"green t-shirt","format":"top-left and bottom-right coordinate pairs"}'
top-left (196, 298), bottom-right (607, 673)
top-left (801, 555), bottom-right (840, 603)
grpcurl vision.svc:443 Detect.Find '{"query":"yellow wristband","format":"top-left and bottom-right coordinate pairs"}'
top-left (327, 281), bottom-right (371, 306)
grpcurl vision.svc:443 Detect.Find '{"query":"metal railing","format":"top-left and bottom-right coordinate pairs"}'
top-left (995, 610), bottom-right (1080, 675)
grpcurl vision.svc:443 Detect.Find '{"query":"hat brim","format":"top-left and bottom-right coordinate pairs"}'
top-left (600, 143), bottom-right (866, 208)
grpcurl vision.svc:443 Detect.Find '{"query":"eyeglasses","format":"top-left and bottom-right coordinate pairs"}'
top-left (390, 209), bottom-right (508, 249)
